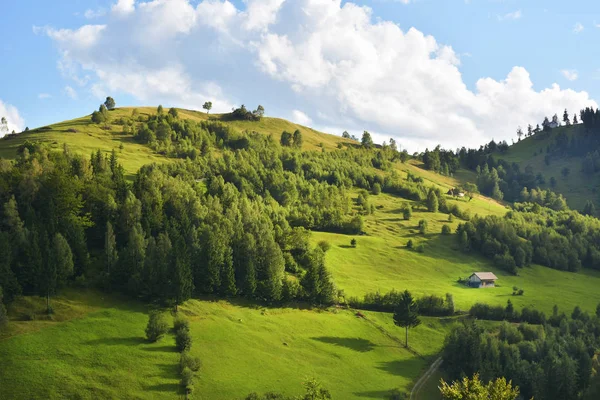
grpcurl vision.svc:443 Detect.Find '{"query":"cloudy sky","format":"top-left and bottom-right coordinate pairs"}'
top-left (2, 0), bottom-right (600, 151)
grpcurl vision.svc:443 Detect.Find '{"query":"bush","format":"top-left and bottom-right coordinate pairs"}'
top-left (179, 351), bottom-right (201, 373)
top-left (415, 244), bottom-right (425, 253)
top-left (181, 366), bottom-right (195, 393)
top-left (372, 182), bottom-right (381, 195)
top-left (441, 225), bottom-right (451, 235)
top-left (173, 315), bottom-right (190, 333)
top-left (176, 327), bottom-right (192, 352)
top-left (448, 213), bottom-right (454, 222)
top-left (406, 239), bottom-right (414, 249)
top-left (418, 219), bottom-right (427, 234)
top-left (350, 238), bottom-right (357, 248)
top-left (403, 205), bottom-right (412, 220)
top-left (317, 240), bottom-right (331, 253)
top-left (145, 311), bottom-right (169, 342)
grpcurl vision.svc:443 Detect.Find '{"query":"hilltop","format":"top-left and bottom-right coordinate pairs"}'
top-left (0, 106), bottom-right (355, 177)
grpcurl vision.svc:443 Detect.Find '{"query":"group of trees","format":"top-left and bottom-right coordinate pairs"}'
top-left (457, 201), bottom-right (600, 274)
top-left (280, 130), bottom-right (303, 149)
top-left (444, 301), bottom-right (600, 400)
top-left (348, 289), bottom-right (454, 317)
top-left (230, 104), bottom-right (264, 121)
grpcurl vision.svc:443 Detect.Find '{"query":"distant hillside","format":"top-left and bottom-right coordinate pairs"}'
top-left (0, 106), bottom-right (355, 176)
top-left (496, 123), bottom-right (599, 211)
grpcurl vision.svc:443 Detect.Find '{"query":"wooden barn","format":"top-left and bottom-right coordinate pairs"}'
top-left (468, 272), bottom-right (498, 288)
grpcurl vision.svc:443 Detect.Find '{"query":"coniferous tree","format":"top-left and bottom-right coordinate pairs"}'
top-left (42, 233), bottom-right (74, 312)
top-left (292, 129), bottom-right (303, 149)
top-left (104, 222), bottom-right (118, 277)
top-left (427, 190), bottom-right (439, 213)
top-left (393, 290), bottom-right (421, 348)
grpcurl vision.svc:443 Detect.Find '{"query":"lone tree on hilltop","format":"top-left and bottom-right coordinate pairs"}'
top-left (361, 131), bottom-right (374, 149)
top-left (104, 96), bottom-right (116, 110)
top-left (393, 290), bottom-right (420, 348)
top-left (203, 101), bottom-right (212, 114)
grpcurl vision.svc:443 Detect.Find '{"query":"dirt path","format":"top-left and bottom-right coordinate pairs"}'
top-left (410, 357), bottom-right (443, 400)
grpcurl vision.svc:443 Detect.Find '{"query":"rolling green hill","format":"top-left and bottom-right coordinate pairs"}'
top-left (495, 124), bottom-right (599, 211)
top-left (3, 108), bottom-right (600, 400)
top-left (0, 107), bottom-right (354, 177)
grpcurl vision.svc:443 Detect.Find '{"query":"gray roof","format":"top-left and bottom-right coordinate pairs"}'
top-left (471, 272), bottom-right (498, 281)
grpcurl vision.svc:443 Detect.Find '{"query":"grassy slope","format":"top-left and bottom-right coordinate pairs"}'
top-left (313, 190), bottom-right (600, 315)
top-left (496, 125), bottom-right (600, 210)
top-left (0, 291), bottom-right (457, 400)
top-left (0, 107), bottom-right (353, 177)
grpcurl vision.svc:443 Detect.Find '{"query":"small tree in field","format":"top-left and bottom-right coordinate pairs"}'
top-left (403, 205), bottom-right (412, 220)
top-left (203, 101), bottom-right (213, 114)
top-left (176, 327), bottom-right (192, 352)
top-left (393, 290), bottom-right (420, 348)
top-left (418, 219), bottom-right (428, 234)
top-left (145, 311), bottom-right (169, 342)
top-left (350, 239), bottom-right (357, 248)
top-left (104, 96), bottom-right (116, 110)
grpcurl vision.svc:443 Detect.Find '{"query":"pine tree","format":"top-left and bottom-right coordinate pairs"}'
top-left (42, 233), bottom-right (74, 312)
top-left (427, 190), bottom-right (439, 213)
top-left (104, 222), bottom-right (118, 277)
top-left (393, 290), bottom-right (421, 348)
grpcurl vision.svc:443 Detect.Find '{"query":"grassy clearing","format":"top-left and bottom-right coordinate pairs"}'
top-left (0, 291), bottom-right (459, 400)
top-left (313, 191), bottom-right (600, 315)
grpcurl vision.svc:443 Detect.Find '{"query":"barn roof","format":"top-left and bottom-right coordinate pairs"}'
top-left (471, 272), bottom-right (498, 281)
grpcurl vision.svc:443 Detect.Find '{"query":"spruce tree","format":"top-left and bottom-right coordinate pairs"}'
top-left (393, 290), bottom-right (421, 348)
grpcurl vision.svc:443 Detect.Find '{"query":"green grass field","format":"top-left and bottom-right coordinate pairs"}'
top-left (312, 191), bottom-right (600, 315)
top-left (0, 291), bottom-right (458, 400)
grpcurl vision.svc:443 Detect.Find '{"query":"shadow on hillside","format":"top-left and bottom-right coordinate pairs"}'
top-left (376, 358), bottom-right (425, 376)
top-left (156, 363), bottom-right (179, 379)
top-left (338, 244), bottom-right (354, 249)
top-left (144, 345), bottom-right (177, 353)
top-left (84, 336), bottom-right (145, 346)
top-left (146, 383), bottom-right (181, 394)
top-left (311, 336), bottom-right (376, 352)
top-left (353, 389), bottom-right (403, 399)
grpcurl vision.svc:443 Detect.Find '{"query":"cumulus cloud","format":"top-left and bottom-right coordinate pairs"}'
top-left (0, 100), bottom-right (25, 135)
top-left (112, 0), bottom-right (135, 16)
top-left (38, 0), bottom-right (597, 151)
top-left (291, 110), bottom-right (312, 125)
top-left (561, 70), bottom-right (578, 81)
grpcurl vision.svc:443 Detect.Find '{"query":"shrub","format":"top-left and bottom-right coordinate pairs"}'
top-left (518, 289), bottom-right (524, 296)
top-left (173, 315), bottom-right (190, 333)
top-left (145, 311), bottom-right (169, 342)
top-left (441, 225), bottom-right (451, 235)
top-left (406, 239), bottom-right (414, 249)
top-left (350, 238), bottom-right (357, 248)
top-left (179, 351), bottom-right (201, 373)
top-left (317, 240), bottom-right (331, 253)
top-left (403, 205), bottom-right (412, 220)
top-left (176, 327), bottom-right (192, 352)
top-left (415, 244), bottom-right (425, 253)
top-left (418, 219), bottom-right (427, 234)
top-left (372, 182), bottom-right (381, 195)
top-left (181, 366), bottom-right (195, 393)
top-left (448, 213), bottom-right (454, 222)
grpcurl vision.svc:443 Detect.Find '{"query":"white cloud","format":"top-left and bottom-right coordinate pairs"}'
top-left (561, 69), bottom-right (578, 81)
top-left (497, 10), bottom-right (522, 22)
top-left (291, 110), bottom-right (313, 126)
top-left (64, 86), bottom-right (78, 99)
top-left (84, 8), bottom-right (106, 19)
top-left (112, 0), bottom-right (135, 16)
top-left (0, 100), bottom-right (25, 135)
top-left (574, 22), bottom-right (584, 33)
top-left (38, 93), bottom-right (51, 99)
top-left (39, 0), bottom-right (597, 151)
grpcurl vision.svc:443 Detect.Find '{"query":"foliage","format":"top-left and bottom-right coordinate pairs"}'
top-left (203, 101), bottom-right (212, 114)
top-left (403, 205), bottom-right (412, 220)
top-left (104, 97), bottom-right (116, 110)
top-left (418, 219), bottom-right (427, 234)
top-left (175, 326), bottom-right (192, 352)
top-left (0, 287), bottom-right (7, 328)
top-left (145, 311), bottom-right (169, 342)
top-left (439, 374), bottom-right (521, 400)
top-left (179, 351), bottom-right (201, 373)
top-left (441, 224), bottom-right (451, 235)
top-left (393, 290), bottom-right (421, 347)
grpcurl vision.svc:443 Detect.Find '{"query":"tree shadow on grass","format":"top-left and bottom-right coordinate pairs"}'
top-left (338, 244), bottom-right (355, 249)
top-left (376, 359), bottom-right (425, 376)
top-left (311, 336), bottom-right (376, 352)
top-left (146, 383), bottom-right (181, 393)
top-left (353, 389), bottom-right (404, 399)
top-left (85, 337), bottom-right (146, 346)
top-left (144, 345), bottom-right (176, 353)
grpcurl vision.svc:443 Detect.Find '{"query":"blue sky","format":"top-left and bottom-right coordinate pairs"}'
top-left (1, 0), bottom-right (599, 150)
